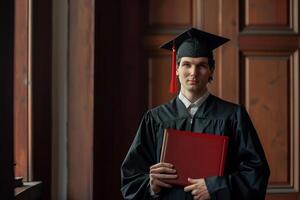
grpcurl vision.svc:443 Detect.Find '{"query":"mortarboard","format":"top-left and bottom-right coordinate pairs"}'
top-left (160, 28), bottom-right (230, 93)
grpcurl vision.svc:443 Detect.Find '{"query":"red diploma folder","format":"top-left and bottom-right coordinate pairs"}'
top-left (160, 129), bottom-right (229, 186)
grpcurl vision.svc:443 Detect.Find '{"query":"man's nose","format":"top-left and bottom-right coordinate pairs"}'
top-left (189, 65), bottom-right (198, 75)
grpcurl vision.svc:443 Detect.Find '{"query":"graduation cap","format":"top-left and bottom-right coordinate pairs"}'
top-left (160, 28), bottom-right (230, 93)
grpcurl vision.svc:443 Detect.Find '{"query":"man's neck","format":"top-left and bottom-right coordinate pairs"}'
top-left (180, 88), bottom-right (208, 103)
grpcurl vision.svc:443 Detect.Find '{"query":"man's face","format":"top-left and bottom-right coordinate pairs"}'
top-left (176, 57), bottom-right (214, 95)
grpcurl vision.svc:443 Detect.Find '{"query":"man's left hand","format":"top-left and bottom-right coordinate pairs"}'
top-left (184, 178), bottom-right (210, 200)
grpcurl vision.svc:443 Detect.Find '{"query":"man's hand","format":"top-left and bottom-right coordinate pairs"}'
top-left (184, 178), bottom-right (210, 200)
top-left (149, 162), bottom-right (177, 194)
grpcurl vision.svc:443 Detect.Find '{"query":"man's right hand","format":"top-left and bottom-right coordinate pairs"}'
top-left (149, 162), bottom-right (178, 194)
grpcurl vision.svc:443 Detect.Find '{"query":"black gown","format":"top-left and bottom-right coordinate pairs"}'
top-left (121, 94), bottom-right (270, 200)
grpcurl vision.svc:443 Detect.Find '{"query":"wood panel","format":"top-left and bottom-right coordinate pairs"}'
top-left (244, 54), bottom-right (290, 186)
top-left (0, 0), bottom-right (15, 199)
top-left (149, 0), bottom-right (192, 28)
top-left (68, 0), bottom-right (94, 199)
top-left (148, 56), bottom-right (177, 108)
top-left (266, 193), bottom-right (300, 200)
top-left (245, 0), bottom-right (289, 26)
top-left (240, 0), bottom-right (298, 33)
top-left (239, 35), bottom-right (299, 51)
top-left (241, 51), bottom-right (300, 194)
top-left (14, 0), bottom-right (29, 181)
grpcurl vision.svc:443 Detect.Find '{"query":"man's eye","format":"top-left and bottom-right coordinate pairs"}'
top-left (199, 64), bottom-right (208, 68)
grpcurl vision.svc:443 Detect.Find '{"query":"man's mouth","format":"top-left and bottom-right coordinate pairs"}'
top-left (187, 80), bottom-right (198, 85)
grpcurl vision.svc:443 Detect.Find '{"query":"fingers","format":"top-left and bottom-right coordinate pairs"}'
top-left (184, 183), bottom-right (197, 192)
top-left (191, 188), bottom-right (200, 196)
top-left (192, 189), bottom-right (209, 199)
top-left (149, 162), bottom-right (177, 192)
top-left (150, 177), bottom-right (173, 194)
top-left (150, 179), bottom-right (172, 188)
top-left (185, 178), bottom-right (205, 191)
top-left (184, 178), bottom-right (210, 200)
top-left (150, 162), bottom-right (173, 170)
top-left (188, 178), bottom-right (205, 184)
top-left (150, 173), bottom-right (178, 180)
top-left (191, 189), bottom-right (210, 200)
top-left (150, 166), bottom-right (176, 174)
top-left (149, 162), bottom-right (177, 179)
top-left (197, 192), bottom-right (210, 200)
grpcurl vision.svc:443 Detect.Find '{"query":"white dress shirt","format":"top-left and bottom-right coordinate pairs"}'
top-left (178, 90), bottom-right (210, 117)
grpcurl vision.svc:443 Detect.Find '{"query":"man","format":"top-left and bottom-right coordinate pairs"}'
top-left (121, 28), bottom-right (270, 200)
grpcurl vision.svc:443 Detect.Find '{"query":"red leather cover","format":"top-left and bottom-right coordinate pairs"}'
top-left (160, 129), bottom-right (229, 186)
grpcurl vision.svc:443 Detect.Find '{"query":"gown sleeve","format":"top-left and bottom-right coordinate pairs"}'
top-left (121, 111), bottom-right (158, 200)
top-left (205, 105), bottom-right (270, 200)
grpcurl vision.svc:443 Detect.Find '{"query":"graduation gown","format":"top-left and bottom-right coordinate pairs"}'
top-left (121, 94), bottom-right (270, 200)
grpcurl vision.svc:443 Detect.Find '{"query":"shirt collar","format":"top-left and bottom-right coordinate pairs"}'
top-left (178, 90), bottom-right (210, 109)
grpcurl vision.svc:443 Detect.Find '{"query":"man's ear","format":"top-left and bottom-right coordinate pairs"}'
top-left (176, 64), bottom-right (179, 76)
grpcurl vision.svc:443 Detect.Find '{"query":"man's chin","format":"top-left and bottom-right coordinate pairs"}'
top-left (186, 85), bottom-right (207, 93)
top-left (187, 86), bottom-right (201, 92)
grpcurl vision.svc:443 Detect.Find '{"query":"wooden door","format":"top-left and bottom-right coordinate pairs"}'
top-left (144, 0), bottom-right (300, 199)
